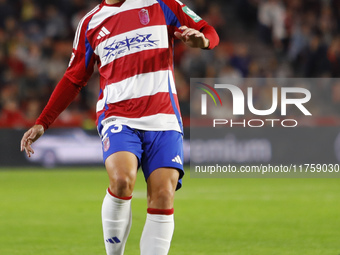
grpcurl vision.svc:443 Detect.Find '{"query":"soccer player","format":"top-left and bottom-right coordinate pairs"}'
top-left (20, 0), bottom-right (219, 254)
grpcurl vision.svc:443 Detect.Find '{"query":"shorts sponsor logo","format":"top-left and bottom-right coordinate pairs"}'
top-left (172, 155), bottom-right (183, 165)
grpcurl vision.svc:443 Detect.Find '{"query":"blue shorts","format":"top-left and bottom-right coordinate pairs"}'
top-left (101, 124), bottom-right (184, 190)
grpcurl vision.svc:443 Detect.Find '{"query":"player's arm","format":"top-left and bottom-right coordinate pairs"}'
top-left (20, 76), bottom-right (83, 157)
top-left (165, 0), bottom-right (219, 49)
top-left (20, 124), bottom-right (44, 157)
top-left (21, 14), bottom-right (96, 157)
top-left (174, 25), bottom-right (210, 48)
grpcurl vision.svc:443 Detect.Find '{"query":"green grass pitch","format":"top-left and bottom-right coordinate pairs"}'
top-left (0, 167), bottom-right (339, 255)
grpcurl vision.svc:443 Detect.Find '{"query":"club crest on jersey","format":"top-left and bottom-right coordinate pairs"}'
top-left (103, 137), bottom-right (110, 152)
top-left (139, 9), bottom-right (150, 25)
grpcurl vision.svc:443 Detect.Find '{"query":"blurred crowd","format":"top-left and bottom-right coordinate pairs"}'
top-left (238, 0), bottom-right (340, 77)
top-left (1, 0), bottom-right (340, 128)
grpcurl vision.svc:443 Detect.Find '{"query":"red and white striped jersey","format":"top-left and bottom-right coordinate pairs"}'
top-left (64, 0), bottom-right (218, 135)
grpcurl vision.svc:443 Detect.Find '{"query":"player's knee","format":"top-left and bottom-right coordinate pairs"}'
top-left (109, 173), bottom-right (134, 197)
top-left (149, 187), bottom-right (174, 209)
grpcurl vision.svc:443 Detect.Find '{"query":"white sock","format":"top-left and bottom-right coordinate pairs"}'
top-left (140, 208), bottom-right (175, 255)
top-left (102, 189), bottom-right (132, 255)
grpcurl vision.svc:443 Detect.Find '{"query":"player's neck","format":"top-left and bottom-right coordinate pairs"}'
top-left (105, 0), bottom-right (124, 5)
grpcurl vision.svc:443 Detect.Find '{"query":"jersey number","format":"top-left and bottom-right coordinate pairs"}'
top-left (111, 124), bottom-right (123, 133)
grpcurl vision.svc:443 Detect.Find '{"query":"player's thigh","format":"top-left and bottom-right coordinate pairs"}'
top-left (142, 130), bottom-right (184, 191)
top-left (146, 167), bottom-right (180, 209)
top-left (105, 151), bottom-right (138, 183)
top-left (102, 124), bottom-right (142, 196)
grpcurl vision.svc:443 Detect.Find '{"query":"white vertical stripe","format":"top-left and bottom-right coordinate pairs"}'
top-left (73, 5), bottom-right (100, 50)
top-left (168, 71), bottom-right (177, 95)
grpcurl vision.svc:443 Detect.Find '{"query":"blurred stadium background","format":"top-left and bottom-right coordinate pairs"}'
top-left (2, 0), bottom-right (340, 130)
top-left (2, 0), bottom-right (340, 166)
top-left (1, 1), bottom-right (340, 254)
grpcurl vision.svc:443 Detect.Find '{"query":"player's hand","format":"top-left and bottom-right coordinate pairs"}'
top-left (20, 124), bottom-right (45, 157)
top-left (174, 26), bottom-right (210, 49)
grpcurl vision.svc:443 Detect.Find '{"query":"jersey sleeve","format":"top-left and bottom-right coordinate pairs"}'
top-left (159, 0), bottom-right (219, 49)
top-left (35, 13), bottom-right (98, 130)
top-left (35, 76), bottom-right (82, 130)
top-left (64, 15), bottom-right (97, 87)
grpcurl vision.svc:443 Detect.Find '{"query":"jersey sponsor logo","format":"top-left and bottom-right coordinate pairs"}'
top-left (103, 33), bottom-right (159, 60)
top-left (97, 26), bottom-right (111, 39)
top-left (182, 6), bottom-right (202, 22)
top-left (96, 25), bottom-right (168, 68)
top-left (172, 155), bottom-right (183, 165)
top-left (139, 9), bottom-right (150, 25)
